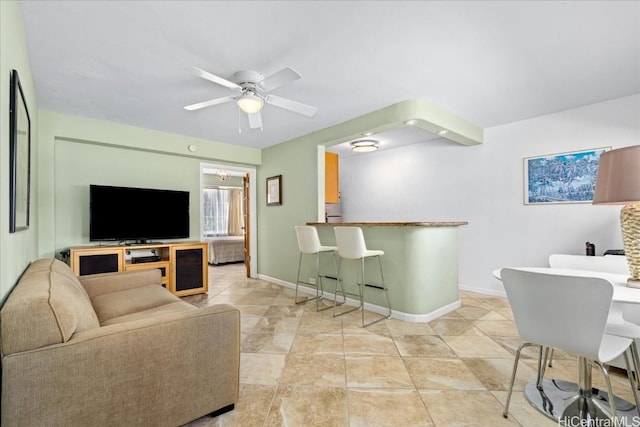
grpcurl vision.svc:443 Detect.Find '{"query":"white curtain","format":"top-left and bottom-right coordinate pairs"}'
top-left (203, 188), bottom-right (229, 236)
top-left (228, 188), bottom-right (243, 236)
top-left (203, 187), bottom-right (244, 237)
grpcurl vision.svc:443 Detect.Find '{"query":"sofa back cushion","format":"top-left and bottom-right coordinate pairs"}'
top-left (1, 259), bottom-right (100, 356)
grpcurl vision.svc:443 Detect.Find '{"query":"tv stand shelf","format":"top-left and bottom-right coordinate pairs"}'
top-left (68, 242), bottom-right (208, 296)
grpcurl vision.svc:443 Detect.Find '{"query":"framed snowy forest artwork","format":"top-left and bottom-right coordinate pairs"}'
top-left (524, 147), bottom-right (609, 205)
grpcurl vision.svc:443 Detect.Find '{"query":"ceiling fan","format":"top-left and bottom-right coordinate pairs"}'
top-left (184, 67), bottom-right (318, 130)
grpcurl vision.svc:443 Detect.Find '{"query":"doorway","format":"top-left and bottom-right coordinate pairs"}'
top-left (200, 163), bottom-right (257, 277)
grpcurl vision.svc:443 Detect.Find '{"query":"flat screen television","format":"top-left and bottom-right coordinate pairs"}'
top-left (90, 184), bottom-right (190, 243)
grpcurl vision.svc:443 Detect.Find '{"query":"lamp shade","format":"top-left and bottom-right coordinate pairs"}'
top-left (592, 145), bottom-right (640, 205)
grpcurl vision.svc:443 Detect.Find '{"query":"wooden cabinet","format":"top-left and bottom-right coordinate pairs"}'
top-left (325, 151), bottom-right (339, 203)
top-left (171, 243), bottom-right (208, 297)
top-left (69, 242), bottom-right (208, 296)
top-left (72, 247), bottom-right (124, 276)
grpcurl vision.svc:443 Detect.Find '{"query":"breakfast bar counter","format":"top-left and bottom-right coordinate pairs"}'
top-left (307, 221), bottom-right (468, 322)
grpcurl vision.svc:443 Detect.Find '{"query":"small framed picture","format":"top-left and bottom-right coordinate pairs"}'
top-left (266, 175), bottom-right (282, 206)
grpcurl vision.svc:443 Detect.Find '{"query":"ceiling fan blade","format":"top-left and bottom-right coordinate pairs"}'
top-left (184, 95), bottom-right (237, 111)
top-left (193, 67), bottom-right (242, 91)
top-left (265, 95), bottom-right (317, 117)
top-left (258, 67), bottom-right (301, 92)
top-left (248, 111), bottom-right (263, 129)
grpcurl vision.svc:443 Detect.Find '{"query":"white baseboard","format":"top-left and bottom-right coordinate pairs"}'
top-left (258, 274), bottom-right (461, 323)
top-left (459, 284), bottom-right (507, 298)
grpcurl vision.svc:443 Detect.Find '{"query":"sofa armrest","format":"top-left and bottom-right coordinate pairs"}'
top-left (2, 303), bottom-right (240, 426)
top-left (79, 269), bottom-right (162, 298)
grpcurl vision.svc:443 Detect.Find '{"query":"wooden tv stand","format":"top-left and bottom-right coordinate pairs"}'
top-left (68, 241), bottom-right (208, 296)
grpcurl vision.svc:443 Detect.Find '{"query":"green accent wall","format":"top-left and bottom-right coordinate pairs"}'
top-left (38, 111), bottom-right (261, 259)
top-left (54, 139), bottom-right (198, 249)
top-left (258, 136), bottom-right (320, 282)
top-left (0, 0), bottom-right (39, 302)
top-left (203, 173), bottom-right (243, 188)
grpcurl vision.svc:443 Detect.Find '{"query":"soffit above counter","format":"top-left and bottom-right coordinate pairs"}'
top-left (312, 99), bottom-right (483, 156)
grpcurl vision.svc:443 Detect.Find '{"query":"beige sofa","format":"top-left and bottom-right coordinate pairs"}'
top-left (1, 258), bottom-right (240, 426)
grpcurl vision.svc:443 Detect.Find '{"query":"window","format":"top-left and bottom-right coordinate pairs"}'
top-left (203, 188), bottom-right (229, 236)
top-left (202, 187), bottom-right (244, 237)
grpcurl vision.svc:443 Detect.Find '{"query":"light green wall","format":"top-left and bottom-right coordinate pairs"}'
top-left (258, 136), bottom-right (319, 282)
top-left (203, 174), bottom-right (243, 188)
top-left (38, 111), bottom-right (261, 258)
top-left (0, 1), bottom-right (39, 302)
top-left (54, 140), bottom-right (199, 249)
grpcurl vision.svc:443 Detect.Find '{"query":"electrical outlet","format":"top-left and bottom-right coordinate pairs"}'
top-left (309, 278), bottom-right (316, 285)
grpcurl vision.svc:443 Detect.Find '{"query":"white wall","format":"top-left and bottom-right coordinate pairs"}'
top-left (340, 94), bottom-right (640, 295)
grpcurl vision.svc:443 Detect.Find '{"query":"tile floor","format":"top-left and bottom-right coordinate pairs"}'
top-left (183, 264), bottom-right (637, 427)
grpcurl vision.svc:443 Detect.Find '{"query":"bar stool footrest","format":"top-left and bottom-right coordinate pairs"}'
top-left (363, 312), bottom-right (392, 328)
top-left (333, 304), bottom-right (362, 317)
top-left (295, 295), bottom-right (321, 305)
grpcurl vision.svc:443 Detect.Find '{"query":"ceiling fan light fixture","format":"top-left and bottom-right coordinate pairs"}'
top-left (351, 140), bottom-right (379, 153)
top-left (237, 93), bottom-right (264, 114)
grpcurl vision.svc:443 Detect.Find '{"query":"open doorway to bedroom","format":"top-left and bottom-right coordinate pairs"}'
top-left (200, 163), bottom-right (257, 278)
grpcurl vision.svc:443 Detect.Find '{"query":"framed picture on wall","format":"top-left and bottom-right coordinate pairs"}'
top-left (9, 69), bottom-right (31, 232)
top-left (266, 175), bottom-right (282, 206)
top-left (524, 147), bottom-right (610, 205)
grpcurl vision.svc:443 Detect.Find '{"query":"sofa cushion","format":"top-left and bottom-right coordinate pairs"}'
top-left (1, 259), bottom-right (100, 356)
top-left (101, 300), bottom-right (196, 326)
top-left (91, 285), bottom-right (183, 324)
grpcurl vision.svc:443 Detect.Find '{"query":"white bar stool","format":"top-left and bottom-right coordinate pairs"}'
top-left (333, 226), bottom-right (391, 327)
top-left (294, 226), bottom-right (343, 310)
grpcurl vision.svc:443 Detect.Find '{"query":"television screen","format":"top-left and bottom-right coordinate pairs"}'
top-left (90, 185), bottom-right (190, 242)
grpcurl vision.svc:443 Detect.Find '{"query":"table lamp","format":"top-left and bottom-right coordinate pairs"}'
top-left (593, 145), bottom-right (640, 286)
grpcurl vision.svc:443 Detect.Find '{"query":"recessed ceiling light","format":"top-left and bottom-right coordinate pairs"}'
top-left (351, 140), bottom-right (379, 153)
top-left (404, 119), bottom-right (418, 126)
top-left (438, 129), bottom-right (449, 136)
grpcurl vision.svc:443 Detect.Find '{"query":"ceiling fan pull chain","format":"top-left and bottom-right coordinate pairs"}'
top-left (238, 107), bottom-right (242, 134)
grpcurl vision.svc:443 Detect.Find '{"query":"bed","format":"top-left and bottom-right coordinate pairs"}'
top-left (206, 236), bottom-right (245, 265)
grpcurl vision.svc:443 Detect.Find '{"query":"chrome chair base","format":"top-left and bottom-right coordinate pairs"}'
top-left (525, 379), bottom-right (638, 426)
top-left (295, 251), bottom-right (342, 311)
top-left (333, 256), bottom-right (391, 327)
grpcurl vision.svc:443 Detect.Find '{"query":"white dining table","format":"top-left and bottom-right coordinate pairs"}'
top-left (493, 267), bottom-right (640, 304)
top-left (493, 267), bottom-right (640, 425)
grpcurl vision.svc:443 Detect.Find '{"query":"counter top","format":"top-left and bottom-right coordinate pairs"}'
top-left (307, 221), bottom-right (468, 227)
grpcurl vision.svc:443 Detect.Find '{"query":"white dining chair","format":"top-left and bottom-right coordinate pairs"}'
top-left (501, 268), bottom-right (640, 423)
top-left (547, 254), bottom-right (640, 386)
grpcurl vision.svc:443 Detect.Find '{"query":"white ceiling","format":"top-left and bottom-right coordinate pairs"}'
top-left (19, 1), bottom-right (640, 151)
